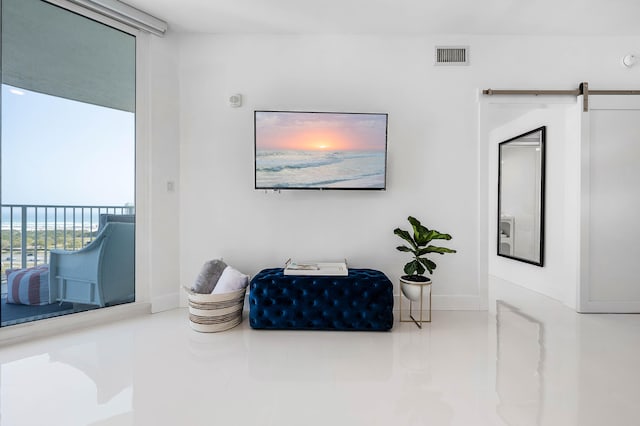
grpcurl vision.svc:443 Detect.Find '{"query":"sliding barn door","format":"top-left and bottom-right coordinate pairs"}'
top-left (578, 96), bottom-right (640, 312)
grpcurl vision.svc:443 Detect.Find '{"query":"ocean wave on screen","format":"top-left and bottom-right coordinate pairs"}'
top-left (255, 150), bottom-right (386, 188)
top-left (256, 151), bottom-right (343, 172)
top-left (295, 171), bottom-right (384, 188)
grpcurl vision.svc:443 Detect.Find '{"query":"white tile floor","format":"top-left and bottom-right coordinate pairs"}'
top-left (1, 279), bottom-right (639, 426)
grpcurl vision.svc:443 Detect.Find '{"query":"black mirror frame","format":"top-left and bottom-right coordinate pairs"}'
top-left (497, 126), bottom-right (546, 267)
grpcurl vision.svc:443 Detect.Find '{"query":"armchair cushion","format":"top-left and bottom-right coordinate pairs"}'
top-left (6, 265), bottom-right (51, 306)
top-left (98, 214), bottom-right (135, 233)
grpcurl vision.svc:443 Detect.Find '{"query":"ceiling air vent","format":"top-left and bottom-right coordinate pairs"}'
top-left (435, 46), bottom-right (469, 66)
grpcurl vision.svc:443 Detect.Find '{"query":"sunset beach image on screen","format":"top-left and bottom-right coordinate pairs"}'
top-left (254, 111), bottom-right (387, 189)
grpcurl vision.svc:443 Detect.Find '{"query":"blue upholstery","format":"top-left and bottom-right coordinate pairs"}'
top-left (49, 222), bottom-right (135, 307)
top-left (98, 213), bottom-right (135, 233)
top-left (249, 268), bottom-right (393, 331)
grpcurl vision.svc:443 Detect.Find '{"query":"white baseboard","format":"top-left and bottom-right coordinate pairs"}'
top-left (577, 300), bottom-right (640, 313)
top-left (242, 293), bottom-right (481, 312)
top-left (0, 302), bottom-right (151, 346)
top-left (394, 294), bottom-right (482, 311)
top-left (432, 295), bottom-right (483, 310)
top-left (181, 292), bottom-right (481, 314)
top-left (151, 292), bottom-right (180, 313)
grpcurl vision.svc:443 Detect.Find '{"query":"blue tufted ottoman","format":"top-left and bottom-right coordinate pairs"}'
top-left (249, 268), bottom-right (393, 331)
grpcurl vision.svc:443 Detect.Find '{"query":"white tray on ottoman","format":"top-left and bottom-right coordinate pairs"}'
top-left (284, 260), bottom-right (348, 276)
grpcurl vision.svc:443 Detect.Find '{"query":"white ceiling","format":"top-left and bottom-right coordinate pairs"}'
top-left (124, 0), bottom-right (640, 36)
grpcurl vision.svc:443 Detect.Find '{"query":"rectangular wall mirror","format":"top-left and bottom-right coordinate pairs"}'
top-left (497, 126), bottom-right (545, 266)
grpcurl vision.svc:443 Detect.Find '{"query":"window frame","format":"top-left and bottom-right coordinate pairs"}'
top-left (0, 0), bottom-right (151, 341)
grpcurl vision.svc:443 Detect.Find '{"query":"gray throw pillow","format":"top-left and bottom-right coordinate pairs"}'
top-left (191, 259), bottom-right (227, 294)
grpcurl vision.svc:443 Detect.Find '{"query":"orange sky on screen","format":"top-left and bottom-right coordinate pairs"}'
top-left (280, 131), bottom-right (348, 151)
top-left (256, 112), bottom-right (387, 152)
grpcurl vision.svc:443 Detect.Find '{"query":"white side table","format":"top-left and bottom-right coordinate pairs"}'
top-left (399, 277), bottom-right (432, 328)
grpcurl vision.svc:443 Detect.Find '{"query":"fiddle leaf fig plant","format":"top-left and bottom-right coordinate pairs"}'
top-left (394, 216), bottom-right (456, 280)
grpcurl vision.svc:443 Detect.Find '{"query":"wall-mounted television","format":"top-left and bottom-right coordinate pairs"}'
top-left (254, 110), bottom-right (388, 190)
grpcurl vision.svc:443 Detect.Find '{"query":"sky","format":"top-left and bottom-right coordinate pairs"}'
top-left (255, 111), bottom-right (387, 152)
top-left (1, 84), bottom-right (135, 206)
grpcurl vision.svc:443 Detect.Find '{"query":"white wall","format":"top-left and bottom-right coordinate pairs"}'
top-left (176, 34), bottom-right (640, 310)
top-left (487, 106), bottom-right (580, 308)
top-left (177, 35), bottom-right (479, 309)
top-left (145, 33), bottom-right (181, 312)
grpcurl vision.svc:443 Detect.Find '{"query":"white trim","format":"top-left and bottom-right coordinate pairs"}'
top-left (0, 302), bottom-right (150, 346)
top-left (476, 89), bottom-right (489, 311)
top-left (241, 293), bottom-right (482, 313)
top-left (432, 295), bottom-right (482, 310)
top-left (44, 0), bottom-right (140, 36)
top-left (393, 294), bottom-right (482, 312)
top-left (53, 0), bottom-right (166, 36)
top-left (577, 301), bottom-right (640, 314)
top-left (151, 292), bottom-right (180, 313)
top-left (577, 94), bottom-right (590, 312)
top-left (135, 32), bottom-right (152, 307)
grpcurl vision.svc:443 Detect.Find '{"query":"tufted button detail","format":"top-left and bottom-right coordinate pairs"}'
top-left (249, 268), bottom-right (393, 331)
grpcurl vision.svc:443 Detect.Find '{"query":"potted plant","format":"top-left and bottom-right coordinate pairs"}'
top-left (394, 216), bottom-right (456, 301)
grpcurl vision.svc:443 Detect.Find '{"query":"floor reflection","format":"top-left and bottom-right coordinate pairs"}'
top-left (248, 330), bottom-right (394, 382)
top-left (392, 323), bottom-right (456, 425)
top-left (496, 301), bottom-right (544, 426)
top-left (394, 371), bottom-right (454, 425)
top-left (1, 335), bottom-right (134, 426)
top-left (2, 290), bottom-right (639, 426)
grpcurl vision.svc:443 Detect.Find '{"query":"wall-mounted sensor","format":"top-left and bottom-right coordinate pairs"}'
top-left (622, 54), bottom-right (637, 68)
top-left (229, 94), bottom-right (242, 107)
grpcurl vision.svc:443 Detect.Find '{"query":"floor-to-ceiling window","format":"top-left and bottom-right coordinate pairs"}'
top-left (0, 0), bottom-right (136, 327)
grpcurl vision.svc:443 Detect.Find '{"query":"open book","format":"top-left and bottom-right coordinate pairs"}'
top-left (286, 262), bottom-right (320, 271)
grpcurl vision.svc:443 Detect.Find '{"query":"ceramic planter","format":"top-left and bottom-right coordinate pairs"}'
top-left (400, 275), bottom-right (431, 301)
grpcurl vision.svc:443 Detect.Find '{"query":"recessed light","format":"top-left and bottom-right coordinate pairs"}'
top-left (9, 88), bottom-right (25, 96)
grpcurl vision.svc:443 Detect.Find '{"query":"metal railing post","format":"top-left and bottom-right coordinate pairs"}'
top-left (9, 206), bottom-right (15, 270)
top-left (21, 206), bottom-right (27, 268)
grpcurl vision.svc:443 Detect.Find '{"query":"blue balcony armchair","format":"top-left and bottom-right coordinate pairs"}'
top-left (48, 222), bottom-right (135, 307)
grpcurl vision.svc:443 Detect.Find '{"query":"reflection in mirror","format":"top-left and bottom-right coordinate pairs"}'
top-left (498, 127), bottom-right (545, 266)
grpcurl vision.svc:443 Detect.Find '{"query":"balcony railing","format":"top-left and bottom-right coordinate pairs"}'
top-left (1, 204), bottom-right (134, 272)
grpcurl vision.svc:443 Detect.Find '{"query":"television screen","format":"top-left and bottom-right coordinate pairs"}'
top-left (254, 111), bottom-right (388, 190)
